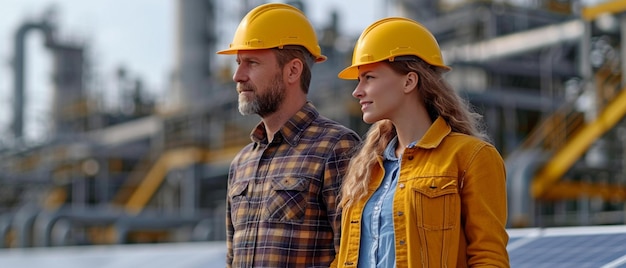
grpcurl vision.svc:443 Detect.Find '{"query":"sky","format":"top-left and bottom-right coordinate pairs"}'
top-left (0, 0), bottom-right (383, 142)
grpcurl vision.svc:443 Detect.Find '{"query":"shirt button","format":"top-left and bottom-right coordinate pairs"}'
top-left (399, 183), bottom-right (405, 189)
top-left (399, 240), bottom-right (406, 245)
top-left (408, 156), bottom-right (414, 160)
top-left (397, 211), bottom-right (404, 216)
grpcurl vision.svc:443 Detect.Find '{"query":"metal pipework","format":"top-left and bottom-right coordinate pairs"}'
top-left (12, 19), bottom-right (55, 140)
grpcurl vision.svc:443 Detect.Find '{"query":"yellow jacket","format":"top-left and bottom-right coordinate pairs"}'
top-left (336, 117), bottom-right (510, 267)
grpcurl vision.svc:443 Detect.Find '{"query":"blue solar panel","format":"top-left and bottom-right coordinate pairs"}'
top-left (1, 226), bottom-right (626, 267)
top-left (508, 226), bottom-right (626, 268)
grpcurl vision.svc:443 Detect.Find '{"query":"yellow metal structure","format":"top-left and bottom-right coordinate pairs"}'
top-left (43, 187), bottom-right (67, 210)
top-left (540, 181), bottom-right (626, 201)
top-left (122, 145), bottom-right (242, 214)
top-left (582, 0), bottom-right (626, 21)
top-left (532, 86), bottom-right (626, 198)
top-left (124, 147), bottom-right (210, 214)
top-left (530, 0), bottom-right (626, 201)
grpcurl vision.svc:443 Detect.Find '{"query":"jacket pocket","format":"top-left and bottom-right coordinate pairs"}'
top-left (228, 181), bottom-right (250, 226)
top-left (411, 177), bottom-right (459, 230)
top-left (409, 177), bottom-right (460, 268)
top-left (264, 177), bottom-right (310, 223)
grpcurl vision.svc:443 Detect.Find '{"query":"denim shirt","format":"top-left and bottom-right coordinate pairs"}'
top-left (358, 137), bottom-right (417, 267)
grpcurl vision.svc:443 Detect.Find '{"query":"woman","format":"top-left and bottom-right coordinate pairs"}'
top-left (335, 17), bottom-right (510, 267)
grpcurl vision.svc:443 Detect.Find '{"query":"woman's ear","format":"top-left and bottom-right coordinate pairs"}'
top-left (284, 58), bottom-right (303, 84)
top-left (403, 71), bottom-right (418, 93)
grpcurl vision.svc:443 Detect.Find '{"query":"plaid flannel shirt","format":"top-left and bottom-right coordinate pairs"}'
top-left (226, 102), bottom-right (361, 268)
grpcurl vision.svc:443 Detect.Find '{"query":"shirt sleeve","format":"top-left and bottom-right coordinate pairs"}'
top-left (322, 133), bottom-right (361, 255)
top-left (225, 163), bottom-right (236, 267)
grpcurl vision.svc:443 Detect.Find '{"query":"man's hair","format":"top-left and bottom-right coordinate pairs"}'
top-left (272, 46), bottom-right (315, 94)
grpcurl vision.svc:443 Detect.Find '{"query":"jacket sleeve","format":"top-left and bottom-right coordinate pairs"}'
top-left (461, 143), bottom-right (510, 267)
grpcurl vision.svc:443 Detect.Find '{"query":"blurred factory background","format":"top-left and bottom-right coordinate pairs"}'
top-left (1, 0), bottom-right (626, 265)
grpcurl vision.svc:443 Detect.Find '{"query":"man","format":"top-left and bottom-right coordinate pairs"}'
top-left (216, 3), bottom-right (361, 267)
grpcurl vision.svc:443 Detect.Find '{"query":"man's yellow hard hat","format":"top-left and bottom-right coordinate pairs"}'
top-left (216, 3), bottom-right (326, 63)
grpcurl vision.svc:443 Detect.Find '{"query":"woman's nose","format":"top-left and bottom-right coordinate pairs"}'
top-left (352, 83), bottom-right (363, 98)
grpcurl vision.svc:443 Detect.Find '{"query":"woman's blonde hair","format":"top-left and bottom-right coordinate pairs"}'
top-left (338, 58), bottom-right (488, 209)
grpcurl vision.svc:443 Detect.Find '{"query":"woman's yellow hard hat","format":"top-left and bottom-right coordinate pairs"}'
top-left (338, 17), bottom-right (450, 79)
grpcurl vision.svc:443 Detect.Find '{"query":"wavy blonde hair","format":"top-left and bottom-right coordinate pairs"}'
top-left (338, 58), bottom-right (489, 209)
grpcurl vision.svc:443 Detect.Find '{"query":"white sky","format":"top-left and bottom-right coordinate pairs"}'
top-left (0, 0), bottom-right (383, 142)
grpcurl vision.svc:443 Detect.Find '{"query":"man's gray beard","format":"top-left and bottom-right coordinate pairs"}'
top-left (237, 73), bottom-right (285, 117)
top-left (238, 94), bottom-right (259, 115)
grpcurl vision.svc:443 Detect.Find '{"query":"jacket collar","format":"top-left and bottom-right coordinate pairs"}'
top-left (250, 101), bottom-right (318, 146)
top-left (375, 116), bottom-right (451, 165)
top-left (414, 116), bottom-right (451, 149)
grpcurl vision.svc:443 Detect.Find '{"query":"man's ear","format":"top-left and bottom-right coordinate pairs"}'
top-left (284, 58), bottom-right (303, 84)
top-left (403, 71), bottom-right (418, 93)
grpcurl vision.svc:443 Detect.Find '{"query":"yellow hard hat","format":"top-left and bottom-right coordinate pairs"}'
top-left (338, 17), bottom-right (450, 79)
top-left (216, 3), bottom-right (326, 63)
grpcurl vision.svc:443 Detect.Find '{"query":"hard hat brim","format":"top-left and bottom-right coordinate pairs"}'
top-left (215, 48), bottom-right (236, 55)
top-left (337, 65), bottom-right (359, 80)
top-left (216, 47), bottom-right (327, 63)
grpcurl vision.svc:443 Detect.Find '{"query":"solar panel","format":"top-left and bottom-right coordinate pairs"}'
top-left (508, 226), bottom-right (626, 268)
top-left (1, 226), bottom-right (626, 267)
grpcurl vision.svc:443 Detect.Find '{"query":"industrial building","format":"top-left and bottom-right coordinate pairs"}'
top-left (1, 0), bottom-right (625, 263)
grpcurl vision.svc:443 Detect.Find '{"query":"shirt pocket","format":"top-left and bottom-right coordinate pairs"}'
top-left (228, 181), bottom-right (249, 226)
top-left (410, 177), bottom-right (459, 230)
top-left (264, 176), bottom-right (310, 223)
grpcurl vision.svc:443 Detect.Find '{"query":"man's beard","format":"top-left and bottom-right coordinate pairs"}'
top-left (237, 72), bottom-right (286, 117)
